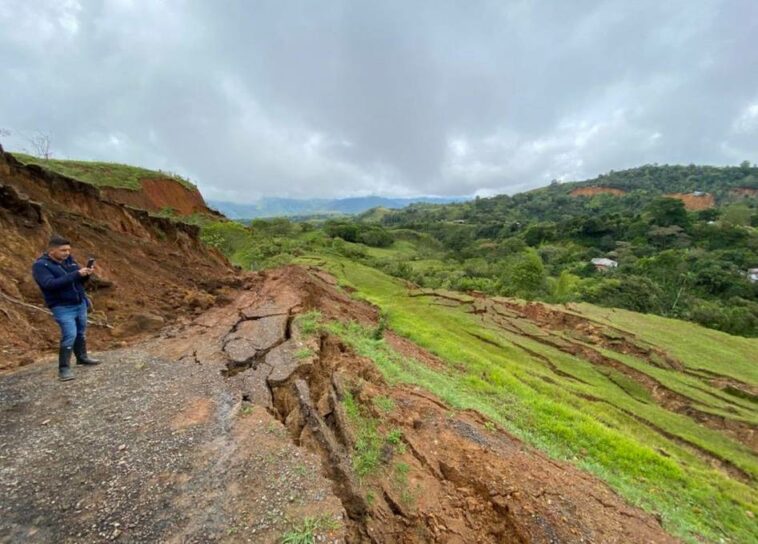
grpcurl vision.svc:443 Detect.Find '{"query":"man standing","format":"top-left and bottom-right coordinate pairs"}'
top-left (32, 235), bottom-right (101, 381)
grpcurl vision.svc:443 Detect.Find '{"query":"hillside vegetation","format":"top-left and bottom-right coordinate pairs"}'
top-left (197, 192), bottom-right (758, 337)
top-left (10, 152), bottom-right (196, 190)
top-left (312, 258), bottom-right (757, 544)
top-left (320, 164), bottom-right (758, 336)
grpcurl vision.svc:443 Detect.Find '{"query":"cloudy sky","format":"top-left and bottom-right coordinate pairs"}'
top-left (1, 0), bottom-right (756, 201)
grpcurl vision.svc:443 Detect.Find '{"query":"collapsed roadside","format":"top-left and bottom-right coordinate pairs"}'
top-left (153, 265), bottom-right (679, 543)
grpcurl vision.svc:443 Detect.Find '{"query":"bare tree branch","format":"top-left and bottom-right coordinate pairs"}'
top-left (27, 132), bottom-right (52, 160)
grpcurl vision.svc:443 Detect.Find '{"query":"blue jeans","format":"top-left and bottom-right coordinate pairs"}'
top-left (51, 301), bottom-right (88, 349)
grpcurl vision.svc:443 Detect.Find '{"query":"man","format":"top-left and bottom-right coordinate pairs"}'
top-left (32, 235), bottom-right (101, 381)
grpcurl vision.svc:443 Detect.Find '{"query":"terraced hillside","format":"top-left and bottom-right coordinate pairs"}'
top-left (294, 255), bottom-right (757, 543)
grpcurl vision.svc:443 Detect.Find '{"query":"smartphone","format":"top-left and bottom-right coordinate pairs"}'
top-left (86, 257), bottom-right (95, 268)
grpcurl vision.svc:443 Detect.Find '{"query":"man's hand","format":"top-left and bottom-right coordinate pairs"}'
top-left (78, 267), bottom-right (94, 277)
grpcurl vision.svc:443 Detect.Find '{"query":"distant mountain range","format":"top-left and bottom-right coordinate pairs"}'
top-left (208, 195), bottom-right (469, 219)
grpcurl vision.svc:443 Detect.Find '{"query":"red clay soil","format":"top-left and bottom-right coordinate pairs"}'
top-left (102, 178), bottom-right (215, 216)
top-left (730, 187), bottom-right (758, 198)
top-left (569, 186), bottom-right (626, 197)
top-left (152, 266), bottom-right (681, 543)
top-left (664, 192), bottom-right (715, 210)
top-left (0, 145), bottom-right (239, 371)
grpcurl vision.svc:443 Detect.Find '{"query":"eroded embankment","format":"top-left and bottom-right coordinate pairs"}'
top-left (0, 143), bottom-right (237, 369)
top-left (155, 266), bottom-right (679, 543)
top-left (422, 289), bottom-right (758, 482)
top-left (410, 289), bottom-right (758, 458)
top-left (405, 290), bottom-right (758, 486)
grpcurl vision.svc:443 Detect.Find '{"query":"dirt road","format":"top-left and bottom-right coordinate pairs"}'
top-left (0, 349), bottom-right (344, 543)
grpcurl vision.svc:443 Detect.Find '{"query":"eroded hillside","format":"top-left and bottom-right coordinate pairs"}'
top-left (0, 145), bottom-right (237, 370)
top-left (10, 152), bottom-right (219, 216)
top-left (291, 255), bottom-right (757, 543)
top-left (1, 265), bottom-right (681, 543)
top-left (1, 148), bottom-right (755, 543)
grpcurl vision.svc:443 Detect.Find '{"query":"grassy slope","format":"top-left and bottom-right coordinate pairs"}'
top-left (578, 304), bottom-right (758, 383)
top-left (296, 254), bottom-right (758, 544)
top-left (10, 152), bottom-right (196, 191)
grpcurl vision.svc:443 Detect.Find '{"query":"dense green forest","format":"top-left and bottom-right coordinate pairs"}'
top-left (200, 164), bottom-right (758, 337)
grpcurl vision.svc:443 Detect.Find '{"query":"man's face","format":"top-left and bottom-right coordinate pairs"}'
top-left (48, 244), bottom-right (71, 262)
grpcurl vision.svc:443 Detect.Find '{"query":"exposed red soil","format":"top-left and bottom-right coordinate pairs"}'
top-left (663, 192), bottom-right (715, 210)
top-left (569, 186), bottom-right (626, 197)
top-left (730, 187), bottom-right (758, 198)
top-left (102, 178), bottom-right (216, 216)
top-left (151, 266), bottom-right (681, 543)
top-left (0, 145), bottom-right (239, 371)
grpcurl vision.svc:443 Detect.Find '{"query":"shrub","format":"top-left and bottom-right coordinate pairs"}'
top-left (358, 227), bottom-right (394, 248)
top-left (579, 276), bottom-right (662, 313)
top-left (325, 221), bottom-right (359, 242)
top-left (497, 249), bottom-right (548, 299)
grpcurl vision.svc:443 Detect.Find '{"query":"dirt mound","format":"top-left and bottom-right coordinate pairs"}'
top-left (102, 178), bottom-right (217, 216)
top-left (153, 266), bottom-right (679, 543)
top-left (0, 144), bottom-right (239, 371)
top-left (569, 186), bottom-right (626, 197)
top-left (664, 192), bottom-right (715, 210)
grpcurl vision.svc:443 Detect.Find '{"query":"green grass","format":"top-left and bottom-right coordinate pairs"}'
top-left (392, 461), bottom-right (415, 505)
top-left (341, 389), bottom-right (383, 478)
top-left (576, 303), bottom-right (758, 383)
top-left (313, 256), bottom-right (758, 544)
top-left (372, 395), bottom-right (396, 413)
top-left (294, 311), bottom-right (323, 337)
top-left (199, 220), bottom-right (334, 270)
top-left (341, 388), bottom-right (407, 480)
top-left (281, 516), bottom-right (340, 544)
top-left (10, 152), bottom-right (196, 190)
top-left (362, 240), bottom-right (419, 260)
top-left (294, 347), bottom-right (315, 360)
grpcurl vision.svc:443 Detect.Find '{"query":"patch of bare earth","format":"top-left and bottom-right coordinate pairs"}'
top-left (0, 144), bottom-right (238, 371)
top-left (663, 192), bottom-right (715, 210)
top-left (569, 186), bottom-right (626, 197)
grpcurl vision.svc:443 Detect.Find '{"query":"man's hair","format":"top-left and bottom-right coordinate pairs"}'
top-left (48, 234), bottom-right (71, 248)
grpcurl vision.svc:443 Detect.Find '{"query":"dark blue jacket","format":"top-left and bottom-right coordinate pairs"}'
top-left (32, 254), bottom-right (89, 309)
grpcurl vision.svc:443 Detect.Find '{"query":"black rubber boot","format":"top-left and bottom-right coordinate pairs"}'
top-left (74, 337), bottom-right (101, 366)
top-left (58, 346), bottom-right (74, 381)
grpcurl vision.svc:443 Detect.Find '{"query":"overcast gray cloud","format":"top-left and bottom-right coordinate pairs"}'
top-left (1, 0), bottom-right (756, 201)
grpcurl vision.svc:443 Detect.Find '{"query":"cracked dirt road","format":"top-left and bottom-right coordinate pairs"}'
top-left (0, 348), bottom-right (345, 543)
